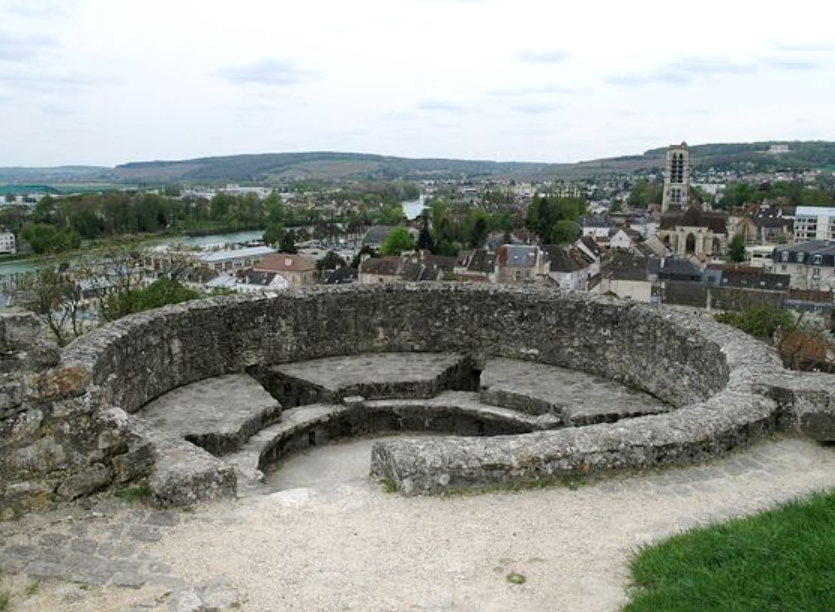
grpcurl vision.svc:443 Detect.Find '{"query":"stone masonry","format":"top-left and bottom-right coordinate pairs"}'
top-left (2, 284), bottom-right (835, 516)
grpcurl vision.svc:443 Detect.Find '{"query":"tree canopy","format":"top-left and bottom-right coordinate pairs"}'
top-left (379, 226), bottom-right (415, 256)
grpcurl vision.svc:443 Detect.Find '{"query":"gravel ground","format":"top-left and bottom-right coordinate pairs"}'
top-left (5, 436), bottom-right (835, 612)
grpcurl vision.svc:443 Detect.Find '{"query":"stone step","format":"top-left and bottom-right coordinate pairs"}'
top-left (362, 391), bottom-right (562, 434)
top-left (224, 392), bottom-right (564, 496)
top-left (479, 358), bottom-right (671, 426)
top-left (248, 352), bottom-right (477, 407)
top-left (224, 403), bottom-right (352, 495)
top-left (138, 374), bottom-right (282, 457)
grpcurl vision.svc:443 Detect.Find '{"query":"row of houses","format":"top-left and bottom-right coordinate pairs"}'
top-left (596, 247), bottom-right (833, 315)
top-left (356, 239), bottom-right (604, 290)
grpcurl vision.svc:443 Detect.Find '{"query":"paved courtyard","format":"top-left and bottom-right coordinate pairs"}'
top-left (2, 435), bottom-right (835, 611)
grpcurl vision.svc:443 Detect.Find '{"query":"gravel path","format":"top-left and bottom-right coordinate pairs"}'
top-left (4, 436), bottom-right (835, 612)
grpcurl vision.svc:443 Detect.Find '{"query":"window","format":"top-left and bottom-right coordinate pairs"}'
top-left (797, 252), bottom-right (805, 263)
top-left (781, 252), bottom-right (789, 262)
top-left (813, 268), bottom-right (821, 278)
top-left (814, 254), bottom-right (823, 265)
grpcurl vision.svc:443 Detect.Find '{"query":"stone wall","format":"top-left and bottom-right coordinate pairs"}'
top-left (0, 284), bottom-right (800, 515)
top-left (61, 285), bottom-right (739, 413)
top-left (0, 311), bottom-right (149, 519)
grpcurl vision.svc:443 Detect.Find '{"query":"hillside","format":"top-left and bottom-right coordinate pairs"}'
top-left (3, 142), bottom-right (835, 187)
top-left (106, 152), bottom-right (564, 183)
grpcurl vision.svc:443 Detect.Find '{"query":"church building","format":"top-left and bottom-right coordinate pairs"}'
top-left (657, 142), bottom-right (729, 257)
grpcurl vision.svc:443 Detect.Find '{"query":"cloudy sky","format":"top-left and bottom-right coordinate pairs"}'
top-left (1, 0), bottom-right (834, 167)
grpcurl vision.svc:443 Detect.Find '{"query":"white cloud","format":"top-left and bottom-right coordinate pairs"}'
top-left (217, 58), bottom-right (311, 86)
top-left (2, 0), bottom-right (835, 166)
top-left (417, 95), bottom-right (467, 113)
top-left (517, 50), bottom-right (570, 64)
top-left (0, 33), bottom-right (57, 61)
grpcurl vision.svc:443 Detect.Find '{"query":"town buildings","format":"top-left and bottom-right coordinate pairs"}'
top-left (772, 241), bottom-right (835, 291)
top-left (254, 253), bottom-right (318, 287)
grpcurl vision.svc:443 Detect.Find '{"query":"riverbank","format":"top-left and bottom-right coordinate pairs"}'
top-left (0, 228), bottom-right (268, 278)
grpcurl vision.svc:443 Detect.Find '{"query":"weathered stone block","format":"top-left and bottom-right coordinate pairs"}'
top-left (150, 438), bottom-right (237, 507)
top-left (55, 462), bottom-right (113, 500)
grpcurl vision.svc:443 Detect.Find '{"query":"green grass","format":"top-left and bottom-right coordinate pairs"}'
top-left (24, 580), bottom-right (40, 596)
top-left (379, 478), bottom-right (399, 494)
top-left (0, 590), bottom-right (9, 611)
top-left (625, 489), bottom-right (835, 612)
top-left (506, 572), bottom-right (527, 585)
top-left (113, 482), bottom-right (152, 503)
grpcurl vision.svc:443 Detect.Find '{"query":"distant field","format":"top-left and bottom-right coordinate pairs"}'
top-left (266, 159), bottom-right (385, 181)
top-left (50, 183), bottom-right (136, 193)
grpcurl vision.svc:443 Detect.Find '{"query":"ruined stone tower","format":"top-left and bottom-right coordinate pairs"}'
top-left (662, 142), bottom-right (691, 213)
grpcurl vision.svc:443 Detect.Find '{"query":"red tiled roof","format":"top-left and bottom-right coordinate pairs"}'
top-left (255, 253), bottom-right (316, 273)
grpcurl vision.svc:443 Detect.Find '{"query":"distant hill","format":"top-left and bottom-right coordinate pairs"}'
top-left (0, 166), bottom-right (108, 182)
top-left (3, 142), bottom-right (835, 187)
top-left (644, 141), bottom-right (835, 173)
top-left (105, 152), bottom-right (566, 184)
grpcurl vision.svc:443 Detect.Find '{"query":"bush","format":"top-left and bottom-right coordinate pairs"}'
top-left (101, 277), bottom-right (200, 321)
top-left (714, 304), bottom-right (794, 340)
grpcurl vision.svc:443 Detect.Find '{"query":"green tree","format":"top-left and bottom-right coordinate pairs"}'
top-left (32, 195), bottom-right (58, 224)
top-left (263, 223), bottom-right (286, 247)
top-left (316, 251), bottom-right (347, 273)
top-left (720, 182), bottom-right (758, 208)
top-left (21, 223), bottom-right (81, 254)
top-left (279, 230), bottom-right (298, 254)
top-left (551, 220), bottom-right (581, 245)
top-left (263, 192), bottom-right (285, 226)
top-left (209, 193), bottom-right (236, 221)
top-left (372, 204), bottom-right (405, 226)
top-left (379, 226), bottom-right (415, 256)
top-left (526, 195), bottom-right (585, 243)
top-left (628, 180), bottom-right (662, 208)
top-left (417, 215), bottom-right (434, 251)
top-left (467, 214), bottom-right (489, 248)
top-left (729, 234), bottom-right (747, 263)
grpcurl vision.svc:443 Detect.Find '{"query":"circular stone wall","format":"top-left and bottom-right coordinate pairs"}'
top-left (56, 284), bottom-right (786, 500)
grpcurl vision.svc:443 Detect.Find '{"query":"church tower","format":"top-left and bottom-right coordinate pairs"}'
top-left (662, 142), bottom-right (691, 213)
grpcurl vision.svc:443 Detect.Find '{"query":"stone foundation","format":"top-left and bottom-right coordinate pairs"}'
top-left (3, 284), bottom-right (833, 515)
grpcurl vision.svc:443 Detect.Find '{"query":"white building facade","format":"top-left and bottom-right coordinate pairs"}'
top-left (793, 206), bottom-right (835, 241)
top-left (0, 232), bottom-right (16, 255)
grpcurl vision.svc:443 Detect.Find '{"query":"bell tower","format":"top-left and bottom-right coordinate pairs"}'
top-left (662, 142), bottom-right (691, 213)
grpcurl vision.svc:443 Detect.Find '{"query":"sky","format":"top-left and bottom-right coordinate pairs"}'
top-left (1, 0), bottom-right (835, 167)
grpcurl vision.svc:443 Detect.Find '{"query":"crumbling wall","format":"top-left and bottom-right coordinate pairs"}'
top-left (0, 285), bottom-right (790, 515)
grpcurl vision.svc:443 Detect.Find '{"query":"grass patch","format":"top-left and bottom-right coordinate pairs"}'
top-left (379, 478), bottom-right (399, 494)
top-left (625, 489), bottom-right (835, 612)
top-left (0, 591), bottom-right (9, 612)
top-left (24, 580), bottom-right (40, 596)
top-left (506, 572), bottom-right (527, 585)
top-left (113, 482), bottom-right (152, 503)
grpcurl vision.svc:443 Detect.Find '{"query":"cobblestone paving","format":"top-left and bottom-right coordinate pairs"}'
top-left (0, 506), bottom-right (183, 591)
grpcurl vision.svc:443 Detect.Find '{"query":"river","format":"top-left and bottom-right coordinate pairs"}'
top-left (401, 195), bottom-right (427, 220)
top-left (0, 196), bottom-right (426, 282)
top-left (0, 229), bottom-right (267, 282)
